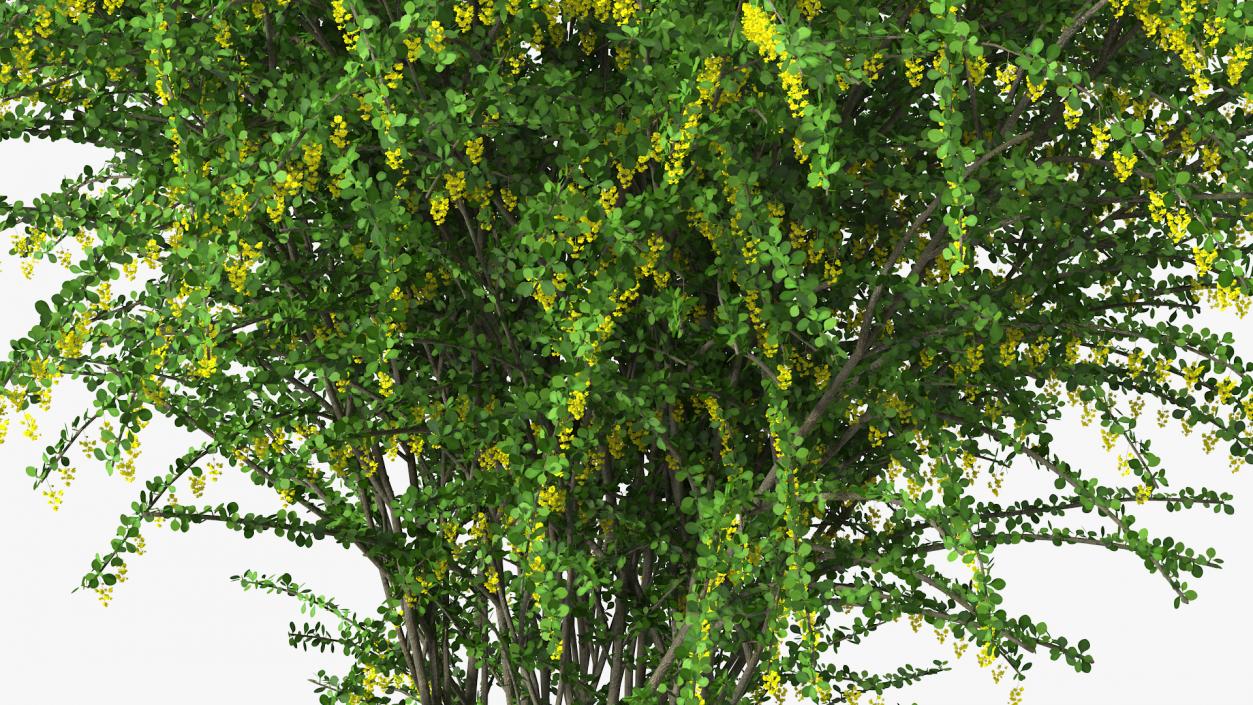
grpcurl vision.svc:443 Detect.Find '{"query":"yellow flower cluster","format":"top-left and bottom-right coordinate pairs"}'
top-left (998, 327), bottom-right (1024, 366)
top-left (995, 63), bottom-right (1018, 97)
top-left (797, 0), bottom-right (821, 20)
top-left (426, 20), bottom-right (446, 54)
top-left (213, 20), bottom-right (232, 50)
top-left (1166, 208), bottom-right (1191, 243)
top-left (1228, 44), bottom-right (1252, 86)
top-left (905, 57), bottom-right (925, 88)
top-left (1182, 360), bottom-right (1206, 388)
top-left (780, 69), bottom-right (809, 117)
top-left (1147, 191), bottom-right (1167, 222)
top-left (538, 484), bottom-right (565, 513)
top-left (696, 56), bottom-right (726, 104)
top-left (429, 193), bottom-right (450, 225)
top-left (1025, 76), bottom-right (1047, 102)
top-left (740, 236), bottom-right (760, 265)
top-left (1192, 246), bottom-right (1217, 278)
top-left (445, 170), bottom-right (467, 201)
top-left (1090, 124), bottom-right (1110, 158)
top-left (383, 62), bottom-right (404, 89)
top-left (776, 364), bottom-right (792, 390)
top-left (598, 184), bottom-right (618, 213)
top-left (500, 186), bottom-right (518, 211)
top-left (385, 147), bottom-right (403, 170)
top-left (465, 136), bottom-right (485, 165)
top-left (1203, 16), bottom-right (1226, 48)
top-left (404, 35), bottom-right (424, 62)
top-left (478, 444), bottom-right (509, 470)
top-left (567, 388), bottom-right (587, 420)
top-left (961, 343), bottom-right (985, 374)
top-left (1112, 151), bottom-right (1137, 182)
top-left (225, 240), bottom-right (263, 294)
top-left (194, 348), bottom-right (218, 378)
top-left (376, 370), bottom-right (394, 398)
top-left (455, 2), bottom-right (474, 31)
top-left (665, 103), bottom-right (702, 185)
top-left (760, 669), bottom-right (784, 701)
top-left (966, 55), bottom-right (989, 86)
top-left (1126, 347), bottom-right (1146, 377)
top-left (863, 52), bottom-right (885, 83)
top-left (743, 289), bottom-right (777, 358)
top-left (741, 4), bottom-right (784, 63)
top-left (1216, 377), bottom-right (1237, 404)
top-left (1201, 144), bottom-right (1222, 176)
top-left (331, 0), bottom-right (359, 52)
top-left (790, 136), bottom-right (809, 164)
top-left (16, 411), bottom-right (36, 443)
top-left (483, 565), bottom-right (500, 593)
top-left (1063, 101), bottom-right (1083, 130)
top-left (637, 233), bottom-right (670, 287)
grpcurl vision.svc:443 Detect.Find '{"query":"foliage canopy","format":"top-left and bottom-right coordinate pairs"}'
top-left (2, 0), bottom-right (1253, 704)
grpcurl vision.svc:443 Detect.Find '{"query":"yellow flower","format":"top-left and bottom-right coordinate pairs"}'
top-left (1192, 246), bottom-right (1217, 278)
top-left (741, 4), bottom-right (784, 63)
top-left (385, 147), bottom-right (404, 170)
top-left (194, 350), bottom-right (218, 378)
top-left (780, 68), bottom-right (809, 117)
top-left (465, 137), bottom-right (485, 165)
top-left (454, 3), bottom-right (474, 32)
top-left (776, 364), bottom-right (792, 390)
top-left (500, 187), bottom-right (518, 211)
top-left (444, 170), bottom-right (467, 201)
top-left (567, 389), bottom-right (588, 420)
top-left (376, 370), bottom-right (395, 398)
top-left (426, 20), bottom-right (446, 54)
top-left (1090, 124), bottom-right (1110, 158)
top-left (21, 412), bottom-right (38, 441)
top-left (538, 484), bottom-right (565, 513)
top-left (478, 444), bottom-right (509, 470)
top-left (1112, 151), bottom-right (1137, 182)
top-left (598, 184), bottom-right (618, 213)
top-left (1227, 44), bottom-right (1252, 86)
top-left (904, 57), bottom-right (925, 87)
top-left (995, 63), bottom-right (1018, 97)
top-left (1166, 208), bottom-right (1192, 243)
top-left (797, 0), bottom-right (821, 20)
top-left (404, 36), bottom-right (424, 62)
top-left (1025, 76), bottom-right (1046, 102)
top-left (862, 52), bottom-right (885, 83)
top-left (965, 55), bottom-right (989, 85)
top-left (1147, 191), bottom-right (1167, 222)
top-left (1063, 101), bottom-right (1082, 130)
top-left (429, 193), bottom-right (450, 225)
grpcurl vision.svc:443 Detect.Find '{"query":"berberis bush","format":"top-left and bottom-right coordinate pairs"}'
top-left (1, 1), bottom-right (1252, 704)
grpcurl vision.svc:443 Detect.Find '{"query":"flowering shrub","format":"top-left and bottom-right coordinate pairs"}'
top-left (1, 1), bottom-right (1253, 705)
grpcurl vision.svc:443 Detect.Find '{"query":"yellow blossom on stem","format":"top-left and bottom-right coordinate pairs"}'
top-left (1090, 124), bottom-right (1110, 158)
top-left (780, 68), bottom-right (810, 117)
top-left (776, 364), bottom-right (792, 390)
top-left (1063, 101), bottom-right (1082, 130)
top-left (454, 3), bottom-right (474, 32)
top-left (427, 20), bottom-right (446, 54)
top-left (741, 4), bottom-right (784, 63)
top-left (1112, 150), bottom-right (1137, 182)
top-left (466, 136), bottom-right (485, 165)
top-left (905, 57), bottom-right (925, 87)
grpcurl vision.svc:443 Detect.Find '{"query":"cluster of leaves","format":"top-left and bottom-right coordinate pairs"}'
top-left (1, 1), bottom-right (1252, 704)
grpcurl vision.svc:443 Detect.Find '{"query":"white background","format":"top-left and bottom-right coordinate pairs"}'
top-left (2, 138), bottom-right (1249, 704)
